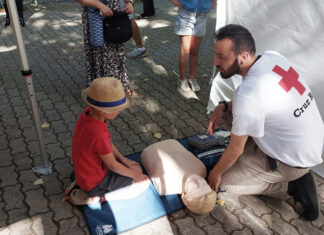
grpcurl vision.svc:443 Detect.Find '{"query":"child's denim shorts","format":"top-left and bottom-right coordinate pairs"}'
top-left (174, 7), bottom-right (208, 37)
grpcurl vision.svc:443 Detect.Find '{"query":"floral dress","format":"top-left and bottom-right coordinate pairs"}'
top-left (82, 0), bottom-right (129, 90)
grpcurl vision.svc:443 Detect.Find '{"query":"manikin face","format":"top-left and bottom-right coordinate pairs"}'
top-left (214, 39), bottom-right (241, 79)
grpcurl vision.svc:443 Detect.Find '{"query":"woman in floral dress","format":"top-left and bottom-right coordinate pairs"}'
top-left (75, 0), bottom-right (135, 95)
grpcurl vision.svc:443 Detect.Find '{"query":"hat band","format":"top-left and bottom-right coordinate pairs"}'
top-left (87, 95), bottom-right (126, 107)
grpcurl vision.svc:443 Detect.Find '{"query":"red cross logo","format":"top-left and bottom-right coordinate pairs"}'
top-left (272, 65), bottom-right (305, 95)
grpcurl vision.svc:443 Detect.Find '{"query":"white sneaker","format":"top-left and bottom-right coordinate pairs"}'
top-left (178, 78), bottom-right (191, 92)
top-left (188, 79), bottom-right (200, 92)
top-left (126, 47), bottom-right (147, 58)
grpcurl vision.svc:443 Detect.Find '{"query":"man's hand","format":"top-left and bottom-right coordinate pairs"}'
top-left (208, 169), bottom-right (221, 191)
top-left (207, 105), bottom-right (224, 135)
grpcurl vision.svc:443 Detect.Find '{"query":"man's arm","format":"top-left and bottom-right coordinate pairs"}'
top-left (207, 101), bottom-right (232, 135)
top-left (208, 133), bottom-right (248, 191)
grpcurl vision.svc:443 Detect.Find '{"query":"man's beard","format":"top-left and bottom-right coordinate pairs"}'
top-left (218, 58), bottom-right (241, 79)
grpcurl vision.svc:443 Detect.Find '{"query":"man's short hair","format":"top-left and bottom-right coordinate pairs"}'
top-left (215, 24), bottom-right (256, 56)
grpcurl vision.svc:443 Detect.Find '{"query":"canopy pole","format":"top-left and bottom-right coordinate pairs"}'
top-left (7, 0), bottom-right (52, 175)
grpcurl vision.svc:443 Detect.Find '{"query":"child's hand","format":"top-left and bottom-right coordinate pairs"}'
top-left (132, 171), bottom-right (149, 182)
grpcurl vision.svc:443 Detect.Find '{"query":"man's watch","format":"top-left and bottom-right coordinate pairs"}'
top-left (219, 101), bottom-right (228, 112)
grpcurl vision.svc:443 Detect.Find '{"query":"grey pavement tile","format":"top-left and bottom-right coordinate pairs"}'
top-left (173, 216), bottom-right (205, 235)
top-left (0, 166), bottom-right (18, 187)
top-left (3, 185), bottom-right (24, 211)
top-left (19, 170), bottom-right (42, 192)
top-left (262, 211), bottom-right (299, 234)
top-left (59, 217), bottom-right (88, 235)
top-left (211, 205), bottom-right (244, 233)
top-left (25, 188), bottom-right (50, 216)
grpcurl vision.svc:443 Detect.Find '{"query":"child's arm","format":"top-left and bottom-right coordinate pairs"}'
top-left (169, 0), bottom-right (182, 8)
top-left (101, 153), bottom-right (148, 182)
top-left (111, 142), bottom-right (141, 169)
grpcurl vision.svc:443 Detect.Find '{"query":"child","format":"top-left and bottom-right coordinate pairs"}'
top-left (70, 77), bottom-right (148, 205)
top-left (170, 0), bottom-right (216, 92)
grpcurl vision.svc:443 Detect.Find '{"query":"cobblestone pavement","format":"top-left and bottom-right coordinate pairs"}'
top-left (0, 1), bottom-right (323, 235)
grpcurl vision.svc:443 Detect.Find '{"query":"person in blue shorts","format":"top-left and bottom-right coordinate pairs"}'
top-left (170, 0), bottom-right (216, 92)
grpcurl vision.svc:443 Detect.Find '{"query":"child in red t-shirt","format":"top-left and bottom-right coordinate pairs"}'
top-left (69, 77), bottom-right (148, 205)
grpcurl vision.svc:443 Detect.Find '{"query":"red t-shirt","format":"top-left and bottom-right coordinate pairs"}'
top-left (72, 107), bottom-right (112, 191)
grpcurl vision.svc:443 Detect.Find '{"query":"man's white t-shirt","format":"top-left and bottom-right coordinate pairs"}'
top-left (232, 51), bottom-right (324, 167)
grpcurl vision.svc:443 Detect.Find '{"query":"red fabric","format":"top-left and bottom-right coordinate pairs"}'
top-left (72, 107), bottom-right (112, 191)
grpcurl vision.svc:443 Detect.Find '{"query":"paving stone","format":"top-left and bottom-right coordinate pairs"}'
top-left (232, 227), bottom-right (253, 235)
top-left (0, 149), bottom-right (12, 167)
top-left (42, 173), bottom-right (63, 195)
top-left (9, 138), bottom-right (27, 154)
top-left (0, 135), bottom-right (9, 150)
top-left (13, 152), bottom-right (33, 171)
top-left (234, 207), bottom-right (273, 235)
top-left (44, 109), bottom-right (61, 122)
top-left (22, 127), bottom-right (38, 142)
top-left (26, 188), bottom-right (50, 216)
top-left (7, 207), bottom-right (29, 225)
top-left (211, 205), bottom-right (244, 233)
top-left (59, 217), bottom-right (87, 235)
top-left (19, 170), bottom-right (41, 192)
top-left (50, 120), bottom-right (69, 133)
top-left (49, 194), bottom-right (74, 221)
top-left (239, 195), bottom-right (272, 216)
top-left (291, 218), bottom-right (324, 234)
top-left (0, 202), bottom-right (8, 228)
top-left (0, 166), bottom-right (18, 187)
top-left (264, 197), bottom-right (299, 221)
top-left (262, 211), bottom-right (298, 234)
top-left (57, 132), bottom-right (73, 147)
top-left (53, 158), bottom-right (73, 179)
top-left (201, 221), bottom-right (227, 235)
top-left (3, 185), bottom-right (24, 211)
top-left (47, 143), bottom-right (66, 161)
top-left (217, 193), bottom-right (245, 213)
top-left (173, 216), bottom-right (205, 235)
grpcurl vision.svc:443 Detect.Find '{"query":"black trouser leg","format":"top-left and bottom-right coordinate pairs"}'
top-left (4, 0), bottom-right (9, 19)
top-left (142, 0), bottom-right (155, 17)
top-left (3, 0), bottom-right (23, 19)
top-left (16, 0), bottom-right (23, 19)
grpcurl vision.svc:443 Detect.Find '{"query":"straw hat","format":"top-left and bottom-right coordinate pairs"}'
top-left (81, 77), bottom-right (132, 113)
top-left (181, 174), bottom-right (217, 214)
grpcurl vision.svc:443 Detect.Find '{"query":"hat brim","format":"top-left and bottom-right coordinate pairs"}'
top-left (81, 87), bottom-right (133, 114)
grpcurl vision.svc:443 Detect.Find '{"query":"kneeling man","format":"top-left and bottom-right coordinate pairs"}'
top-left (207, 24), bottom-right (324, 221)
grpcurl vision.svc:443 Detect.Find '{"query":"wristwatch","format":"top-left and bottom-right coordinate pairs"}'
top-left (219, 101), bottom-right (228, 112)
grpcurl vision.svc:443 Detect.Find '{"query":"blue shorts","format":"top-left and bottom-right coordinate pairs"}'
top-left (174, 8), bottom-right (208, 37)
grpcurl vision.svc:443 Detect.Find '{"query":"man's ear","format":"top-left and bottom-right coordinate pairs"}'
top-left (238, 51), bottom-right (249, 65)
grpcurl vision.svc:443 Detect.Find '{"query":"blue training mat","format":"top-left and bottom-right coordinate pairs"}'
top-left (81, 136), bottom-right (227, 235)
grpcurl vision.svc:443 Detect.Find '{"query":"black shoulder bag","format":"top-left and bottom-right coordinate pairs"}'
top-left (103, 11), bottom-right (132, 44)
